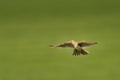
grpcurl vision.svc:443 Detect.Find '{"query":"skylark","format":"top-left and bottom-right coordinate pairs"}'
top-left (49, 40), bottom-right (98, 56)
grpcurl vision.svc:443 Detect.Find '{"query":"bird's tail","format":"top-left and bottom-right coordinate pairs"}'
top-left (72, 48), bottom-right (88, 56)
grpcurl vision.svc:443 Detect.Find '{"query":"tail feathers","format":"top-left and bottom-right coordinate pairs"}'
top-left (72, 49), bottom-right (88, 56)
top-left (81, 49), bottom-right (88, 55)
top-left (72, 49), bottom-right (81, 56)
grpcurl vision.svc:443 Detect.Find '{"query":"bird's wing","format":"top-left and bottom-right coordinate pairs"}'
top-left (49, 42), bottom-right (73, 48)
top-left (78, 41), bottom-right (98, 47)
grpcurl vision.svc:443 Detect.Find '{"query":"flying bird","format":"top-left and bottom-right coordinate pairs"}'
top-left (49, 40), bottom-right (98, 56)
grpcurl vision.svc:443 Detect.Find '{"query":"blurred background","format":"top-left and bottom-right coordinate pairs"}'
top-left (0, 0), bottom-right (120, 80)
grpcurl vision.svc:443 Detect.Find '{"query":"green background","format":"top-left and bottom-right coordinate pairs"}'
top-left (0, 0), bottom-right (120, 80)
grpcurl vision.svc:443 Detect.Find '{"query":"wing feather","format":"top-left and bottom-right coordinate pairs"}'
top-left (49, 42), bottom-right (73, 48)
top-left (78, 41), bottom-right (98, 47)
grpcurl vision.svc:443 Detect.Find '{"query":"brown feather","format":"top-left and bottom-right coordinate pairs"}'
top-left (78, 42), bottom-right (98, 47)
top-left (49, 42), bottom-right (73, 48)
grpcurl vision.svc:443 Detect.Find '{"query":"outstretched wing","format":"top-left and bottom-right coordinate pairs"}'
top-left (78, 41), bottom-right (98, 47)
top-left (49, 42), bottom-right (73, 48)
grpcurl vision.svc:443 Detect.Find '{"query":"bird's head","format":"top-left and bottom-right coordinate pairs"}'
top-left (69, 40), bottom-right (75, 43)
top-left (71, 40), bottom-right (74, 42)
top-left (69, 40), bottom-right (77, 48)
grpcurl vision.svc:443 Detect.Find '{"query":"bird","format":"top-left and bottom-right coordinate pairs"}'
top-left (49, 40), bottom-right (98, 56)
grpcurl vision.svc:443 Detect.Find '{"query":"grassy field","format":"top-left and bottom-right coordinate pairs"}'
top-left (0, 0), bottom-right (120, 80)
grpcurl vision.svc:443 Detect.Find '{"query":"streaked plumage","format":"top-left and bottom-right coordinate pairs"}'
top-left (49, 40), bottom-right (98, 56)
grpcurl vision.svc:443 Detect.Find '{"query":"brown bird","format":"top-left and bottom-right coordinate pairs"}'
top-left (49, 40), bottom-right (98, 56)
